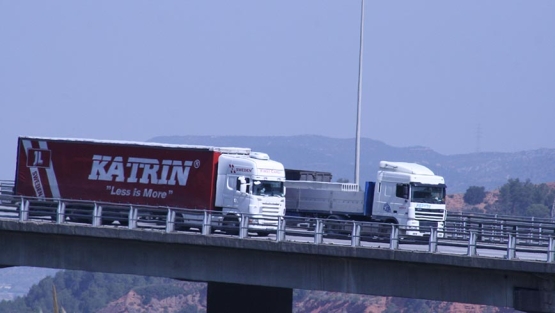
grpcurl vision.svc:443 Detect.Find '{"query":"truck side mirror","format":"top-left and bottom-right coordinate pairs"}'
top-left (238, 176), bottom-right (247, 193)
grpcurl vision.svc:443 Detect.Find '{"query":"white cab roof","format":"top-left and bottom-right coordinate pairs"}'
top-left (379, 161), bottom-right (435, 176)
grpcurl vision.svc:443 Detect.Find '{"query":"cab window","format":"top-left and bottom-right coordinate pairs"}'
top-left (396, 183), bottom-right (409, 199)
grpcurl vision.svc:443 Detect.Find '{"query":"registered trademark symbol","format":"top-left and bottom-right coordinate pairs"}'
top-left (194, 159), bottom-right (201, 168)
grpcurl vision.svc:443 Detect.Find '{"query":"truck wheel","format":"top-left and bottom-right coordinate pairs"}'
top-left (175, 216), bottom-right (191, 231)
top-left (378, 220), bottom-right (396, 241)
top-left (324, 215), bottom-right (347, 238)
top-left (257, 231), bottom-right (270, 237)
top-left (224, 216), bottom-right (240, 236)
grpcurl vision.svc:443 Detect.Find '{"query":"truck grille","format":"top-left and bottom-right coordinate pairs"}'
top-left (262, 206), bottom-right (279, 216)
top-left (256, 203), bottom-right (282, 226)
top-left (415, 208), bottom-right (445, 222)
top-left (261, 202), bottom-right (281, 216)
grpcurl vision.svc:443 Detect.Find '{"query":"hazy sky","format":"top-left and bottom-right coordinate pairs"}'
top-left (1, 1), bottom-right (555, 179)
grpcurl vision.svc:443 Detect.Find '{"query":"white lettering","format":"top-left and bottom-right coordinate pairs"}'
top-left (158, 160), bottom-right (173, 184)
top-left (106, 156), bottom-right (125, 182)
top-left (143, 188), bottom-right (167, 199)
top-left (88, 155), bottom-right (112, 180)
top-left (110, 186), bottom-right (131, 196)
top-left (32, 171), bottom-right (45, 197)
top-left (126, 162), bottom-right (140, 183)
top-left (139, 162), bottom-right (160, 184)
top-left (168, 161), bottom-right (192, 185)
top-left (89, 155), bottom-right (195, 186)
top-left (33, 151), bottom-right (44, 166)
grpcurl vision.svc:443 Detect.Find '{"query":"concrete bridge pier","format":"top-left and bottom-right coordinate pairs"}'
top-left (207, 282), bottom-right (292, 313)
top-left (514, 276), bottom-right (555, 313)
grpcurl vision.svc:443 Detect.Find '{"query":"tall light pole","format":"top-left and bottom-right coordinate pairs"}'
top-left (354, 0), bottom-right (365, 186)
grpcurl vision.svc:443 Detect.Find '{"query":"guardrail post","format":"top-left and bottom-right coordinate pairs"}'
top-left (239, 214), bottom-right (249, 239)
top-left (548, 236), bottom-right (555, 263)
top-left (93, 203), bottom-right (102, 227)
top-left (389, 224), bottom-right (399, 250)
top-left (128, 205), bottom-right (138, 229)
top-left (528, 216), bottom-right (541, 243)
top-left (428, 227), bottom-right (438, 253)
top-left (19, 198), bottom-right (29, 222)
top-left (276, 217), bottom-right (286, 242)
top-left (460, 220), bottom-right (467, 240)
top-left (497, 220), bottom-right (504, 242)
top-left (202, 211), bottom-right (212, 235)
top-left (166, 209), bottom-right (175, 233)
top-left (506, 233), bottom-right (516, 260)
top-left (56, 201), bottom-right (65, 224)
top-left (351, 222), bottom-right (361, 247)
top-left (467, 231), bottom-right (477, 257)
top-left (314, 219), bottom-right (324, 244)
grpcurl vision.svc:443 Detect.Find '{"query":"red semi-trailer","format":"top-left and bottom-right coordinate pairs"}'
top-left (14, 136), bottom-right (286, 231)
top-left (16, 136), bottom-right (220, 209)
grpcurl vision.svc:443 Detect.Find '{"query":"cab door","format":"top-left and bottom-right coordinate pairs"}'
top-left (376, 182), bottom-right (408, 217)
top-left (234, 177), bottom-right (251, 212)
top-left (222, 176), bottom-right (238, 208)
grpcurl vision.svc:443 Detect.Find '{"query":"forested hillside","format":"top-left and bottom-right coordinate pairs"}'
top-left (448, 180), bottom-right (555, 218)
top-left (0, 271), bottom-right (204, 313)
top-left (0, 270), bottom-right (520, 313)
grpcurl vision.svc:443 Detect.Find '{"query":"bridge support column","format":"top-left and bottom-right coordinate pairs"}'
top-left (514, 276), bottom-right (555, 313)
top-left (207, 282), bottom-right (292, 313)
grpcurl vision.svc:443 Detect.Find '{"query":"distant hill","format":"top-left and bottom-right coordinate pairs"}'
top-left (149, 135), bottom-right (555, 193)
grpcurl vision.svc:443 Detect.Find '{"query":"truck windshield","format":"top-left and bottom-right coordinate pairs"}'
top-left (411, 185), bottom-right (446, 204)
top-left (252, 180), bottom-right (284, 197)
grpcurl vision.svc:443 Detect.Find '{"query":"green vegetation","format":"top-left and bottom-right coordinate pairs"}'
top-left (292, 291), bottom-right (506, 313)
top-left (0, 270), bottom-right (193, 313)
top-left (461, 179), bottom-right (555, 218)
top-left (463, 186), bottom-right (486, 205)
top-left (496, 178), bottom-right (555, 217)
top-left (135, 284), bottom-right (186, 305)
top-left (0, 267), bottom-right (517, 312)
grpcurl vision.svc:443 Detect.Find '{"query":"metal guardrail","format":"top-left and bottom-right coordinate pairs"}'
top-left (445, 212), bottom-right (555, 246)
top-left (447, 211), bottom-right (555, 223)
top-left (0, 194), bottom-right (554, 263)
top-left (0, 180), bottom-right (14, 204)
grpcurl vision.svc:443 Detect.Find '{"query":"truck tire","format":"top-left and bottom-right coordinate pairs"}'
top-left (257, 231), bottom-right (270, 237)
top-left (175, 216), bottom-right (191, 231)
top-left (224, 216), bottom-right (240, 236)
top-left (378, 220), bottom-right (397, 241)
top-left (324, 215), bottom-right (348, 238)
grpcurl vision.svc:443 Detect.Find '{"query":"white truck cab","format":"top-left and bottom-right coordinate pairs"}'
top-left (375, 161), bottom-right (446, 237)
top-left (215, 152), bottom-right (286, 231)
